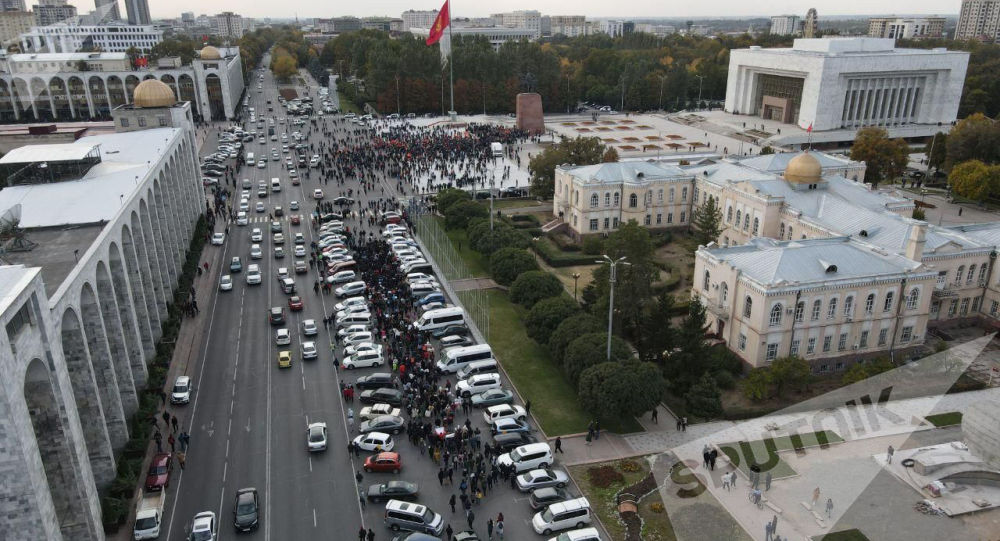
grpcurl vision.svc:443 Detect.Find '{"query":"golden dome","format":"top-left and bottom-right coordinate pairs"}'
top-left (132, 79), bottom-right (176, 108)
top-left (783, 151), bottom-right (822, 184)
top-left (200, 46), bottom-right (221, 60)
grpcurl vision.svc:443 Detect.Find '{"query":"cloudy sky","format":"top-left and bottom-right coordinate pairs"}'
top-left (69, 1), bottom-right (957, 20)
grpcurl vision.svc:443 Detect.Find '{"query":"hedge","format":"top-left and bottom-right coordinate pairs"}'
top-left (531, 237), bottom-right (598, 267)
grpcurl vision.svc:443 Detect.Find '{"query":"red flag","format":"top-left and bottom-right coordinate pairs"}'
top-left (807, 123), bottom-right (813, 133)
top-left (425, 0), bottom-right (450, 45)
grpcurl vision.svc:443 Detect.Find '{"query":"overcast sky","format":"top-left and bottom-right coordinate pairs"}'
top-left (68, 1), bottom-right (957, 20)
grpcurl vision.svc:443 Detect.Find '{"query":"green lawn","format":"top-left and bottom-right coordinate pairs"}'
top-left (814, 529), bottom-right (872, 541)
top-left (926, 412), bottom-right (963, 427)
top-left (488, 289), bottom-right (643, 435)
top-left (718, 430), bottom-right (844, 480)
top-left (336, 91), bottom-right (362, 114)
top-left (570, 460), bottom-right (677, 541)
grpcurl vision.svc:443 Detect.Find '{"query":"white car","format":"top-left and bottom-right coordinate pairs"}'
top-left (219, 274), bottom-right (233, 291)
top-left (342, 332), bottom-right (374, 348)
top-left (211, 232), bottom-right (225, 245)
top-left (246, 264), bottom-right (262, 285)
top-left (294, 245), bottom-right (306, 257)
top-left (336, 304), bottom-right (369, 318)
top-left (294, 233), bottom-right (305, 244)
top-left (352, 432), bottom-right (394, 452)
top-left (306, 422), bottom-right (328, 452)
top-left (190, 512), bottom-right (217, 541)
top-left (338, 324), bottom-right (369, 338)
top-left (456, 373), bottom-right (502, 397)
top-left (170, 375), bottom-right (191, 404)
top-left (255, 202), bottom-right (266, 213)
top-left (275, 328), bottom-right (291, 346)
top-left (483, 404), bottom-right (527, 425)
top-left (326, 270), bottom-right (356, 284)
top-left (313, 188), bottom-right (324, 199)
top-left (250, 228), bottom-right (263, 242)
top-left (359, 403), bottom-right (401, 421)
top-left (335, 296), bottom-right (367, 312)
top-left (273, 233), bottom-right (285, 244)
top-left (289, 201), bottom-right (300, 211)
top-left (237, 212), bottom-right (248, 225)
top-left (343, 349), bottom-right (384, 369)
top-left (302, 319), bottom-right (318, 336)
top-left (250, 244), bottom-right (263, 259)
top-left (335, 281), bottom-right (366, 297)
top-left (344, 341), bottom-right (383, 357)
top-left (302, 341), bottom-right (318, 360)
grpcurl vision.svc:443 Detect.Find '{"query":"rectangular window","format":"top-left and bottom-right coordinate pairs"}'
top-left (667, 213), bottom-right (673, 224)
top-left (827, 299), bottom-right (837, 320)
top-left (960, 298), bottom-right (970, 315)
top-left (137, 116), bottom-right (146, 127)
top-left (158, 116), bottom-right (168, 126)
top-left (811, 301), bottom-right (821, 321)
top-left (680, 212), bottom-right (686, 223)
top-left (822, 336), bottom-right (832, 352)
top-left (838, 333), bottom-right (848, 351)
top-left (681, 187), bottom-right (688, 202)
top-left (644, 215), bottom-right (651, 225)
top-left (973, 296), bottom-right (982, 313)
top-left (766, 343), bottom-right (778, 360)
top-left (4, 301), bottom-right (32, 340)
top-left (859, 330), bottom-right (869, 348)
top-left (948, 299), bottom-right (958, 317)
top-left (656, 214), bottom-right (662, 225)
top-left (738, 333), bottom-right (747, 351)
top-left (790, 339), bottom-right (800, 356)
top-left (900, 326), bottom-right (913, 342)
top-left (120, 117), bottom-right (129, 127)
top-left (992, 301), bottom-right (999, 316)
top-left (589, 219), bottom-right (598, 231)
top-left (878, 328), bottom-right (888, 346)
top-left (669, 188), bottom-right (674, 202)
top-left (612, 217), bottom-right (619, 228)
top-left (603, 218), bottom-right (610, 230)
top-left (819, 364), bottom-right (829, 373)
top-left (836, 362), bottom-right (844, 371)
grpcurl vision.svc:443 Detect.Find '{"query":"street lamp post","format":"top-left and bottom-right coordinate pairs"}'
top-left (620, 72), bottom-right (627, 112)
top-left (695, 75), bottom-right (705, 108)
top-left (395, 75), bottom-right (401, 116)
top-left (658, 75), bottom-right (667, 112)
top-left (597, 255), bottom-right (630, 361)
top-left (572, 272), bottom-right (581, 301)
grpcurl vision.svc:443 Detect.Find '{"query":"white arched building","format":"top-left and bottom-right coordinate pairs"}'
top-left (0, 80), bottom-right (203, 538)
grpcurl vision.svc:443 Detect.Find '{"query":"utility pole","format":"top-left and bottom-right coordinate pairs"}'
top-left (395, 75), bottom-right (400, 116)
top-left (695, 74), bottom-right (705, 108)
top-left (597, 255), bottom-right (630, 361)
top-left (620, 72), bottom-right (626, 112)
top-left (658, 75), bottom-right (667, 111)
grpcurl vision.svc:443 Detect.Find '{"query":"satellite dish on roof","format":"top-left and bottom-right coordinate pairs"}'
top-left (0, 204), bottom-right (36, 253)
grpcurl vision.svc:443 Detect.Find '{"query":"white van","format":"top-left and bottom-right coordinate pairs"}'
top-left (497, 443), bottom-right (553, 473)
top-left (437, 344), bottom-right (494, 374)
top-left (456, 359), bottom-right (499, 380)
top-left (336, 312), bottom-right (372, 328)
top-left (271, 177), bottom-right (281, 192)
top-left (414, 307), bottom-right (465, 331)
top-left (532, 497), bottom-right (592, 535)
top-left (246, 151), bottom-right (255, 163)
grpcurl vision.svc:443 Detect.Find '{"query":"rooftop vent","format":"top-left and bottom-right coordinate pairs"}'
top-left (819, 259), bottom-right (837, 273)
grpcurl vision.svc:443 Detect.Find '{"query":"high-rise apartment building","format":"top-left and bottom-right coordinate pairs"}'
top-left (93, 0), bottom-right (120, 22)
top-left (34, 0), bottom-right (76, 26)
top-left (600, 19), bottom-right (634, 37)
top-left (803, 8), bottom-right (818, 38)
top-left (956, 0), bottom-right (1000, 41)
top-left (868, 17), bottom-right (945, 40)
top-left (401, 9), bottom-right (437, 31)
top-left (0, 0), bottom-right (25, 11)
top-left (0, 9), bottom-right (33, 41)
top-left (214, 12), bottom-right (253, 39)
top-left (549, 15), bottom-right (586, 37)
top-left (770, 15), bottom-right (800, 36)
top-left (124, 0), bottom-right (149, 25)
top-left (491, 10), bottom-right (541, 38)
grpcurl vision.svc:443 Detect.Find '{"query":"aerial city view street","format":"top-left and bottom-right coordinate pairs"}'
top-left (3, 1), bottom-right (1000, 541)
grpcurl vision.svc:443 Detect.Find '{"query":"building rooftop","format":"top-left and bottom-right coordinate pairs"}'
top-left (704, 236), bottom-right (928, 287)
top-left (0, 128), bottom-right (178, 229)
top-left (738, 151), bottom-right (858, 174)
top-left (0, 226), bottom-right (102, 298)
top-left (741, 37), bottom-right (965, 58)
top-left (6, 52), bottom-right (128, 62)
top-left (0, 143), bottom-right (100, 164)
top-left (0, 265), bottom-right (38, 314)
top-left (559, 161), bottom-right (688, 185)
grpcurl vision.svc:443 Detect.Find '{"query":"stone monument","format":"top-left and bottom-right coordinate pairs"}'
top-left (516, 93), bottom-right (544, 134)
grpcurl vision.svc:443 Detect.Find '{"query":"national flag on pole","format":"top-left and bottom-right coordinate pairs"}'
top-left (807, 123), bottom-right (813, 133)
top-left (426, 0), bottom-right (450, 45)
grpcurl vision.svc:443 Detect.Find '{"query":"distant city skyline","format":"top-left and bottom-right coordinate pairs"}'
top-left (56, 1), bottom-right (957, 21)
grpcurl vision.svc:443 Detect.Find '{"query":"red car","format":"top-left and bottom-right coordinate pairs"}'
top-left (364, 452), bottom-right (401, 474)
top-left (288, 296), bottom-right (304, 311)
top-left (145, 453), bottom-right (172, 491)
top-left (290, 215), bottom-right (301, 225)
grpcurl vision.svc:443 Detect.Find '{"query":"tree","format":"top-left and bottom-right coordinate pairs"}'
top-left (664, 298), bottom-right (710, 389)
top-left (923, 132), bottom-right (947, 173)
top-left (849, 127), bottom-right (909, 186)
top-left (841, 357), bottom-right (894, 385)
top-left (579, 360), bottom-right (665, 419)
top-left (949, 160), bottom-right (1000, 202)
top-left (509, 271), bottom-right (564, 307)
top-left (912, 207), bottom-right (926, 220)
top-left (489, 247), bottom-right (538, 286)
top-left (271, 53), bottom-right (297, 81)
top-left (525, 297), bottom-right (580, 344)
top-left (589, 221), bottom-right (659, 343)
top-left (768, 356), bottom-right (811, 397)
top-left (564, 332), bottom-right (632, 385)
top-left (548, 313), bottom-right (602, 365)
top-left (443, 201), bottom-right (488, 230)
top-left (945, 113), bottom-right (1000, 169)
top-left (435, 187), bottom-right (471, 215)
top-left (685, 372), bottom-right (723, 418)
top-left (470, 222), bottom-right (531, 255)
top-left (528, 136), bottom-right (612, 198)
top-left (636, 292), bottom-right (675, 363)
top-left (742, 367), bottom-right (772, 402)
top-left (582, 236), bottom-right (603, 255)
top-left (692, 195), bottom-right (723, 247)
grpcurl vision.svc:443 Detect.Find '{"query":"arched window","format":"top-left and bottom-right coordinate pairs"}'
top-left (703, 270), bottom-right (710, 291)
top-left (613, 192), bottom-right (620, 207)
top-left (827, 298), bottom-right (838, 319)
top-left (787, 226), bottom-right (793, 240)
top-left (574, 191), bottom-right (579, 204)
top-left (645, 190), bottom-right (652, 206)
top-left (794, 301), bottom-right (805, 322)
top-left (681, 187), bottom-right (688, 201)
top-left (979, 264), bottom-right (988, 285)
top-left (844, 296), bottom-right (854, 317)
top-left (590, 194), bottom-right (599, 208)
top-left (967, 265), bottom-right (976, 284)
top-left (883, 291), bottom-right (894, 312)
top-left (735, 210), bottom-right (742, 227)
top-left (752, 217), bottom-right (759, 235)
top-left (657, 189), bottom-right (663, 203)
top-left (865, 293), bottom-right (875, 314)
top-left (604, 192), bottom-right (610, 207)
top-left (743, 214), bottom-right (750, 231)
top-left (727, 207), bottom-right (733, 223)
top-left (720, 282), bottom-right (728, 304)
top-left (669, 187), bottom-right (675, 202)
top-left (955, 266), bottom-right (965, 284)
top-left (811, 299), bottom-right (822, 320)
top-left (629, 193), bottom-right (638, 208)
top-left (743, 296), bottom-right (753, 318)
top-left (779, 223), bottom-right (785, 239)
top-left (769, 304), bottom-right (783, 327)
top-left (906, 287), bottom-right (919, 310)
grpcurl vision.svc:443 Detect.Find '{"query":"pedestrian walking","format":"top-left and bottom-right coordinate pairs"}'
top-left (554, 436), bottom-right (563, 453)
top-left (887, 445), bottom-right (894, 464)
top-left (167, 434), bottom-right (176, 453)
top-left (171, 415), bottom-right (179, 433)
top-left (356, 471), bottom-right (363, 484)
top-left (585, 432), bottom-right (592, 446)
top-left (176, 451), bottom-right (186, 470)
top-left (446, 524), bottom-right (453, 540)
top-left (487, 518), bottom-right (494, 539)
top-left (651, 408), bottom-right (658, 424)
top-left (771, 514), bottom-right (778, 535)
top-left (466, 509), bottom-right (475, 529)
top-left (765, 520), bottom-right (773, 541)
top-left (825, 497), bottom-right (834, 518)
top-left (722, 474), bottom-right (730, 491)
top-left (765, 471), bottom-right (772, 491)
top-left (367, 529), bottom-right (374, 541)
top-left (359, 487), bottom-right (366, 509)
top-left (811, 487), bottom-right (821, 509)
top-left (677, 418), bottom-right (682, 431)
top-left (154, 431), bottom-right (162, 453)
top-left (358, 527), bottom-right (366, 541)
top-left (682, 416), bottom-right (688, 431)
top-left (162, 411), bottom-right (170, 426)
top-left (449, 494), bottom-right (456, 513)
top-left (496, 520), bottom-right (504, 540)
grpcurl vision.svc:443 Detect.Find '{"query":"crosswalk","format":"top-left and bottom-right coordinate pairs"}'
top-left (240, 214), bottom-right (306, 224)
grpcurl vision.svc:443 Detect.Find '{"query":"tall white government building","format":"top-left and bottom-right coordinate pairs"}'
top-left (491, 10), bottom-right (541, 38)
top-left (19, 24), bottom-right (163, 53)
top-left (725, 38), bottom-right (968, 133)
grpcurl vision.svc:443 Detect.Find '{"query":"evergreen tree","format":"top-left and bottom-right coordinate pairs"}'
top-left (692, 196), bottom-right (723, 247)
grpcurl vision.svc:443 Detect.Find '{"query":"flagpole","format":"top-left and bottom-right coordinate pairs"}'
top-left (448, 3), bottom-right (454, 117)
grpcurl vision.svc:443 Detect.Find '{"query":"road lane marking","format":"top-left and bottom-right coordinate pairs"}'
top-left (222, 461), bottom-right (227, 482)
top-left (313, 508), bottom-right (317, 528)
top-left (309, 456), bottom-right (313, 472)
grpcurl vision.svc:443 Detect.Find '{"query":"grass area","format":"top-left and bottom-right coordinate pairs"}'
top-left (435, 219), bottom-right (489, 278)
top-left (814, 529), bottom-right (872, 541)
top-left (336, 91), bottom-right (362, 114)
top-left (926, 411), bottom-right (963, 427)
top-left (570, 459), bottom-right (677, 541)
top-left (487, 289), bottom-right (643, 435)
top-left (718, 430), bottom-right (844, 479)
top-left (494, 198), bottom-right (545, 209)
